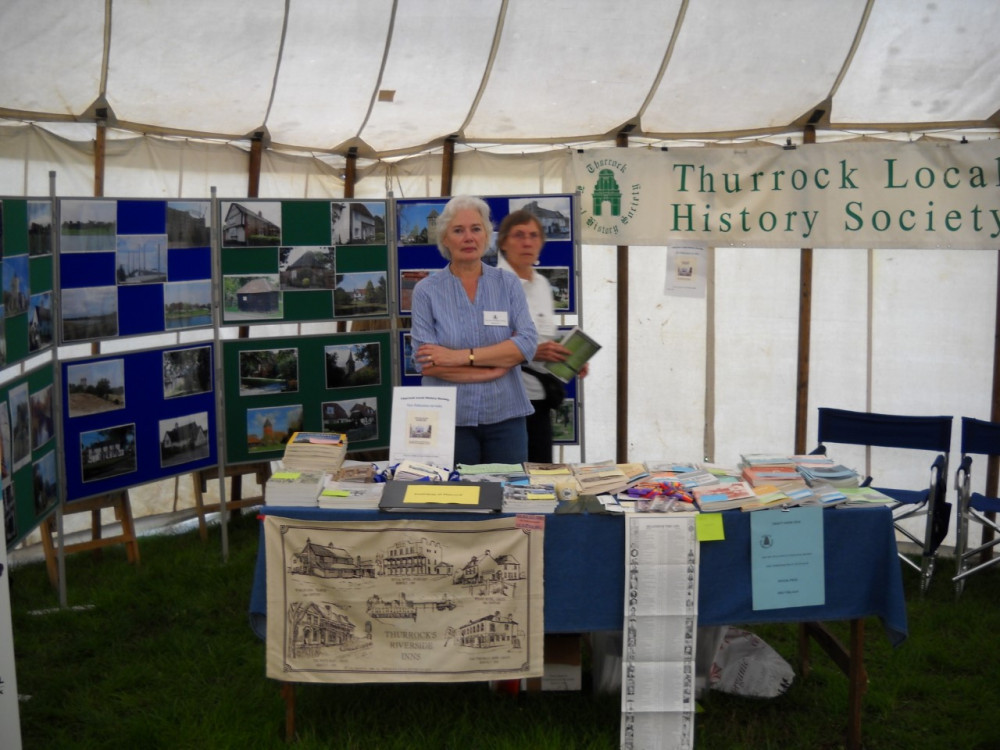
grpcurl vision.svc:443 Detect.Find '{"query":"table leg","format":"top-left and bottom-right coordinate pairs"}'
top-left (282, 682), bottom-right (295, 742)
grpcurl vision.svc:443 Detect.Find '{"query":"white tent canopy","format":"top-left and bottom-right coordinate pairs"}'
top-left (0, 0), bottom-right (998, 554)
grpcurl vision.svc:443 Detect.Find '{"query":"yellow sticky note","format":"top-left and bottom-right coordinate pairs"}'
top-left (696, 513), bottom-right (725, 541)
top-left (320, 490), bottom-right (351, 497)
top-left (404, 484), bottom-right (479, 505)
top-left (272, 471), bottom-right (300, 480)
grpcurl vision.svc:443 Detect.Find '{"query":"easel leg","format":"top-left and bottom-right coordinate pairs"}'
top-left (282, 682), bottom-right (296, 742)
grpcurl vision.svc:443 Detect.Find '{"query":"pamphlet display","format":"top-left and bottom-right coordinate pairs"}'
top-left (60, 344), bottom-right (217, 503)
top-left (388, 386), bottom-right (456, 468)
top-left (1, 198), bottom-right (56, 368)
top-left (58, 198), bottom-right (214, 343)
top-left (219, 199), bottom-right (389, 324)
top-left (1, 362), bottom-right (58, 550)
top-left (222, 330), bottom-right (393, 465)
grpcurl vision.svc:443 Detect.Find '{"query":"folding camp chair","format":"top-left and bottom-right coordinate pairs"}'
top-left (814, 407), bottom-right (953, 594)
top-left (953, 417), bottom-right (1000, 596)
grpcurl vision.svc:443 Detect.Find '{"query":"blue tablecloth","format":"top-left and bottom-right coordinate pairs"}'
top-left (248, 505), bottom-right (907, 646)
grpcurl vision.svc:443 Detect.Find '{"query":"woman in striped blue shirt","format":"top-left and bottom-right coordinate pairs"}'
top-left (410, 196), bottom-right (537, 466)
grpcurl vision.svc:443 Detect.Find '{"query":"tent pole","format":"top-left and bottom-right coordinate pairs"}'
top-left (93, 114), bottom-right (106, 197)
top-left (980, 252), bottom-right (1000, 565)
top-left (615, 131), bottom-right (629, 463)
top-left (794, 125), bottom-right (817, 454)
top-left (441, 135), bottom-right (456, 197)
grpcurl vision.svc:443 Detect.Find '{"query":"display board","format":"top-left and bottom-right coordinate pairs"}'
top-left (1, 198), bottom-right (55, 367)
top-left (222, 330), bottom-right (393, 465)
top-left (219, 199), bottom-right (390, 324)
top-left (2, 362), bottom-right (58, 549)
top-left (395, 194), bottom-right (577, 317)
top-left (58, 198), bottom-right (213, 343)
top-left (59, 344), bottom-right (217, 503)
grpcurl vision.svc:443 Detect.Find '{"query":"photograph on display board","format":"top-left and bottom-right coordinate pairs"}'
top-left (0, 401), bottom-right (9, 483)
top-left (0, 307), bottom-right (6, 368)
top-left (398, 269), bottom-right (433, 314)
top-left (551, 398), bottom-right (576, 444)
top-left (158, 412), bottom-right (210, 468)
top-left (278, 246), bottom-right (336, 290)
top-left (221, 201), bottom-right (281, 247)
top-left (32, 450), bottom-right (57, 516)
top-left (27, 200), bottom-right (52, 256)
top-left (507, 197), bottom-right (572, 239)
top-left (331, 201), bottom-right (386, 245)
top-left (3, 254), bottom-right (29, 317)
top-left (223, 274), bottom-right (282, 321)
top-left (162, 346), bottom-right (212, 399)
top-left (62, 286), bottom-right (118, 341)
top-left (332, 272), bottom-right (388, 318)
top-left (3, 483), bottom-right (14, 545)
top-left (324, 341), bottom-right (381, 389)
top-left (66, 358), bottom-right (125, 418)
top-left (28, 292), bottom-right (53, 351)
top-left (397, 202), bottom-right (444, 246)
top-left (115, 234), bottom-right (168, 285)
top-left (239, 348), bottom-right (299, 396)
top-left (163, 280), bottom-right (212, 330)
top-left (401, 333), bottom-right (417, 377)
top-left (321, 396), bottom-right (378, 443)
top-left (60, 199), bottom-right (116, 252)
top-left (166, 201), bottom-right (210, 248)
top-left (246, 404), bottom-right (303, 454)
top-left (9, 382), bottom-right (30, 472)
top-left (29, 384), bottom-right (54, 451)
top-left (80, 423), bottom-right (137, 483)
top-left (535, 267), bottom-right (571, 312)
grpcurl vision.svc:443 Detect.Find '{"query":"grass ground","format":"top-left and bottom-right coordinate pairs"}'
top-left (8, 511), bottom-right (1000, 749)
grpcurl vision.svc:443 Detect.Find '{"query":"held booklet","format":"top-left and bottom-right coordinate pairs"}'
top-left (378, 480), bottom-right (504, 513)
top-left (543, 326), bottom-right (601, 383)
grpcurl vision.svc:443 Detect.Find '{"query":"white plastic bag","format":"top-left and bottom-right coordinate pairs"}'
top-left (709, 627), bottom-right (794, 698)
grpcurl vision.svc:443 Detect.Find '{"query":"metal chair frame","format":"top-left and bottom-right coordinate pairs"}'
top-left (815, 407), bottom-right (953, 594)
top-left (953, 417), bottom-right (1000, 596)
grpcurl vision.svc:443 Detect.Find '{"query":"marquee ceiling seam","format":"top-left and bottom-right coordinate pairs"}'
top-left (355, 0), bottom-right (399, 143)
top-left (824, 0), bottom-right (876, 121)
top-left (456, 0), bottom-right (509, 142)
top-left (633, 0), bottom-right (690, 131)
top-left (259, 0), bottom-right (293, 141)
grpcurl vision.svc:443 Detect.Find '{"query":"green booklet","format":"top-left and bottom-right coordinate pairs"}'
top-left (543, 326), bottom-right (601, 383)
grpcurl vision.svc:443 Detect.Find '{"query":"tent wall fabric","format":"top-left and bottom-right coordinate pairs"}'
top-left (0, 0), bottom-right (998, 551)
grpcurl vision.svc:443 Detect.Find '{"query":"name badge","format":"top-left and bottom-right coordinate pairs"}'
top-left (484, 311), bottom-right (508, 326)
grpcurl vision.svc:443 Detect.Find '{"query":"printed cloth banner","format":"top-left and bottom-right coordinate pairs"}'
top-left (566, 140), bottom-right (1000, 249)
top-left (264, 515), bottom-right (544, 683)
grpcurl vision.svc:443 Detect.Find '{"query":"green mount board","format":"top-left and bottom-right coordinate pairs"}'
top-left (2, 199), bottom-right (55, 368)
top-left (223, 330), bottom-right (393, 465)
top-left (2, 362), bottom-right (58, 551)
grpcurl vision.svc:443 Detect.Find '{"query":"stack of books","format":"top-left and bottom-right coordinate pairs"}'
top-left (317, 477), bottom-right (384, 510)
top-left (691, 480), bottom-right (757, 512)
top-left (265, 470), bottom-right (325, 507)
top-left (502, 480), bottom-right (559, 514)
top-left (571, 461), bottom-right (631, 495)
top-left (740, 462), bottom-right (808, 492)
top-left (790, 456), bottom-right (861, 487)
top-left (280, 432), bottom-right (347, 473)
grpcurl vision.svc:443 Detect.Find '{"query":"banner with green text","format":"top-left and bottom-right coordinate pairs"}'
top-left (566, 141), bottom-right (1000, 249)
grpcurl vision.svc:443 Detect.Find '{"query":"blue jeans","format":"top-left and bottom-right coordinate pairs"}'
top-left (454, 416), bottom-right (528, 466)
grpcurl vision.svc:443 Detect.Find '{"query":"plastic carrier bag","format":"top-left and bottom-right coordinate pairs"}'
top-left (708, 627), bottom-right (795, 698)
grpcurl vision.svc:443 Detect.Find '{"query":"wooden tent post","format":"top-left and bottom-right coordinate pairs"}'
top-left (615, 131), bottom-right (629, 463)
top-left (794, 125), bottom-right (817, 455)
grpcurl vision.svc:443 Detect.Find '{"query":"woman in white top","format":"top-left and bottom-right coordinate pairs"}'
top-left (496, 209), bottom-right (585, 462)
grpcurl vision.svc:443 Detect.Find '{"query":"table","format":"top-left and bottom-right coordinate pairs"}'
top-left (249, 505), bottom-right (907, 748)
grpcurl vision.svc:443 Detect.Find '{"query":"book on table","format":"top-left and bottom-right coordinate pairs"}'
top-left (692, 480), bottom-right (757, 511)
top-left (265, 470), bottom-right (325, 507)
top-left (378, 480), bottom-right (503, 513)
top-left (281, 431), bottom-right (347, 473)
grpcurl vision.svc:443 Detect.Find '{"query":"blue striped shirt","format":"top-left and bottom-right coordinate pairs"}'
top-left (410, 262), bottom-right (537, 426)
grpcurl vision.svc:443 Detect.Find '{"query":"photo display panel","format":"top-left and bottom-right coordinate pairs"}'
top-left (2, 362), bottom-right (58, 550)
top-left (60, 344), bottom-right (217, 502)
top-left (394, 194), bottom-right (577, 317)
top-left (1, 198), bottom-right (56, 367)
top-left (58, 198), bottom-right (213, 343)
top-left (222, 329), bottom-right (393, 465)
top-left (219, 199), bottom-right (390, 324)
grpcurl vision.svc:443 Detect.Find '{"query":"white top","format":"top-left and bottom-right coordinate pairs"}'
top-left (497, 254), bottom-right (557, 401)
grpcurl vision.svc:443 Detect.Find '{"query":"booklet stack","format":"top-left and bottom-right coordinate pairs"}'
top-left (691, 480), bottom-right (757, 511)
top-left (392, 459), bottom-right (451, 482)
top-left (265, 470), bottom-right (325, 507)
top-left (280, 432), bottom-right (347, 473)
top-left (317, 477), bottom-right (384, 510)
top-left (571, 461), bottom-right (631, 496)
top-left (790, 455), bottom-right (861, 488)
top-left (502, 480), bottom-right (559, 514)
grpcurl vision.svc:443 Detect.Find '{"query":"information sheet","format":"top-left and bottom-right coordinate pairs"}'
top-left (750, 506), bottom-right (825, 610)
top-left (389, 386), bottom-right (456, 468)
top-left (622, 515), bottom-right (699, 750)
